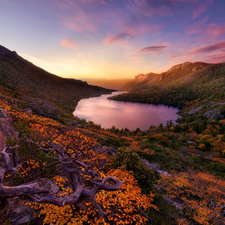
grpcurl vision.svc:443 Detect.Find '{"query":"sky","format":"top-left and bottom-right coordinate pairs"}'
top-left (1, 0), bottom-right (225, 79)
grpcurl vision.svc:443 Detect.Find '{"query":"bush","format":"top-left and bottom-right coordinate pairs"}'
top-left (112, 147), bottom-right (155, 193)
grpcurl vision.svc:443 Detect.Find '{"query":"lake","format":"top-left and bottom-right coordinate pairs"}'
top-left (73, 91), bottom-right (180, 131)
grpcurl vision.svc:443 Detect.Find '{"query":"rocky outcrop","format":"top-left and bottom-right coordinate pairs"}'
top-left (0, 108), bottom-right (16, 150)
top-left (0, 45), bottom-right (21, 60)
top-left (7, 178), bottom-right (60, 225)
top-left (203, 109), bottom-right (223, 119)
top-left (187, 106), bottom-right (204, 115)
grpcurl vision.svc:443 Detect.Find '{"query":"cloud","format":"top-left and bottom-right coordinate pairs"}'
top-left (193, 0), bottom-right (214, 20)
top-left (125, 0), bottom-right (198, 17)
top-left (205, 23), bottom-right (225, 40)
top-left (139, 45), bottom-right (167, 54)
top-left (184, 15), bottom-right (208, 34)
top-left (55, 0), bottom-right (182, 36)
top-left (82, 0), bottom-right (108, 4)
top-left (60, 38), bottom-right (78, 50)
top-left (103, 33), bottom-right (134, 45)
top-left (204, 53), bottom-right (225, 63)
top-left (191, 40), bottom-right (225, 54)
top-left (56, 0), bottom-right (105, 32)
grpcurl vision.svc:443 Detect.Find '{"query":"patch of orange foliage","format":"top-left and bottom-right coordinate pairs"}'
top-left (158, 171), bottom-right (225, 225)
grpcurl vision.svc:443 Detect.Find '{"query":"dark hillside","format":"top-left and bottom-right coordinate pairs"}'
top-left (0, 45), bottom-right (113, 113)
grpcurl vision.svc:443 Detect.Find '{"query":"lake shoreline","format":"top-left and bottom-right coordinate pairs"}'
top-left (73, 91), bottom-right (181, 131)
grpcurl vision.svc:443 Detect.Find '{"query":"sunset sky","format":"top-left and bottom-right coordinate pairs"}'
top-left (1, 0), bottom-right (225, 79)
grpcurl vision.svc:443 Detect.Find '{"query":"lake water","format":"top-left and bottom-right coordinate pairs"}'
top-left (73, 91), bottom-right (180, 131)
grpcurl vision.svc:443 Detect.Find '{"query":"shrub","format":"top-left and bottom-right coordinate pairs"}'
top-left (112, 147), bottom-right (154, 193)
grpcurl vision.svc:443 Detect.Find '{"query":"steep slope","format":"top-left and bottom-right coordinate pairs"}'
top-left (0, 45), bottom-right (113, 113)
top-left (123, 62), bottom-right (211, 91)
top-left (110, 61), bottom-right (225, 109)
top-left (123, 73), bottom-right (161, 91)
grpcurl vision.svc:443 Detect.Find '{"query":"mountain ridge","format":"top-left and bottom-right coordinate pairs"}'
top-left (123, 61), bottom-right (213, 91)
top-left (0, 45), bottom-right (113, 115)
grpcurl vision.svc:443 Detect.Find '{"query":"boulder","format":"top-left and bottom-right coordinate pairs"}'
top-left (0, 108), bottom-right (16, 150)
top-left (8, 178), bottom-right (60, 225)
top-left (187, 106), bottom-right (204, 115)
top-left (24, 108), bottom-right (32, 114)
top-left (203, 109), bottom-right (223, 119)
top-left (70, 121), bottom-right (78, 126)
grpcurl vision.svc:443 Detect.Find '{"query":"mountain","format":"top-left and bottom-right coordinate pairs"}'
top-left (1, 46), bottom-right (225, 225)
top-left (110, 61), bottom-right (225, 109)
top-left (83, 78), bottom-right (132, 90)
top-left (0, 45), bottom-right (113, 116)
top-left (123, 62), bottom-right (211, 91)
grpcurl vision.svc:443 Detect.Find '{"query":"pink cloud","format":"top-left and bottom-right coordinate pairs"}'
top-left (103, 33), bottom-right (134, 45)
top-left (125, 0), bottom-right (198, 17)
top-left (184, 15), bottom-right (208, 34)
top-left (56, 0), bottom-right (168, 36)
top-left (205, 23), bottom-right (225, 40)
top-left (60, 38), bottom-right (78, 50)
top-left (56, 0), bottom-right (102, 32)
top-left (193, 0), bottom-right (214, 20)
top-left (191, 40), bottom-right (225, 54)
top-left (82, 0), bottom-right (108, 4)
top-left (204, 53), bottom-right (225, 63)
top-left (139, 45), bottom-right (167, 54)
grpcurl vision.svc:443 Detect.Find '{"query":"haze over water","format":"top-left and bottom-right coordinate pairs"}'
top-left (73, 92), bottom-right (180, 131)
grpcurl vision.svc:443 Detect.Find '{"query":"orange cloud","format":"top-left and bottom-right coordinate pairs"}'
top-left (60, 38), bottom-right (78, 50)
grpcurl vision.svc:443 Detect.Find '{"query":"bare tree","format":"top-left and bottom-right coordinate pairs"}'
top-left (0, 132), bottom-right (124, 217)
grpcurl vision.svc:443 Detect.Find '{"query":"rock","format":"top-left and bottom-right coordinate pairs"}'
top-left (210, 102), bottom-right (225, 108)
top-left (70, 121), bottom-right (78, 126)
top-left (187, 106), bottom-right (204, 115)
top-left (192, 65), bottom-right (203, 71)
top-left (185, 140), bottom-right (196, 145)
top-left (144, 162), bottom-right (170, 176)
top-left (101, 146), bottom-right (117, 156)
top-left (7, 197), bottom-right (40, 225)
top-left (24, 108), bottom-right (32, 114)
top-left (8, 178), bottom-right (60, 225)
top-left (0, 108), bottom-right (16, 150)
top-left (203, 109), bottom-right (223, 119)
top-left (163, 195), bottom-right (184, 210)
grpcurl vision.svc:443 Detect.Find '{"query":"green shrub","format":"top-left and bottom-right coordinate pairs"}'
top-left (112, 147), bottom-right (155, 193)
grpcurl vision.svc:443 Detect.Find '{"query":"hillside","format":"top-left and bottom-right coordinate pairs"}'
top-left (1, 47), bottom-right (225, 225)
top-left (110, 61), bottom-right (225, 109)
top-left (0, 45), bottom-right (113, 116)
top-left (123, 62), bottom-right (211, 91)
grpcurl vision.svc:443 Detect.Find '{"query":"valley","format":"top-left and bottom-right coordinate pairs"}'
top-left (0, 46), bottom-right (225, 225)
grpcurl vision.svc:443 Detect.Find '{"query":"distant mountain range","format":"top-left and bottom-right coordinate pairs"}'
top-left (110, 61), bottom-right (225, 109)
top-left (0, 45), bottom-right (112, 115)
top-left (123, 62), bottom-right (212, 91)
top-left (82, 78), bottom-right (132, 90)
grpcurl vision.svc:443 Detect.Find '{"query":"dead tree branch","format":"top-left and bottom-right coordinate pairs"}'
top-left (0, 132), bottom-right (124, 217)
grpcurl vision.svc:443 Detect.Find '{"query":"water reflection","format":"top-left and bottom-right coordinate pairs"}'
top-left (73, 91), bottom-right (180, 131)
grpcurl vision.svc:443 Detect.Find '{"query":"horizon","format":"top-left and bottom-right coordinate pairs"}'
top-left (1, 0), bottom-right (225, 79)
